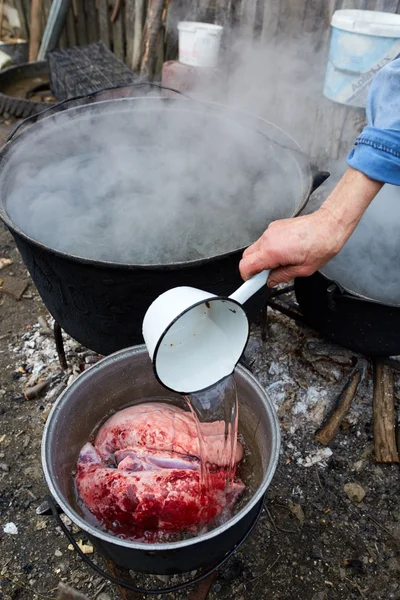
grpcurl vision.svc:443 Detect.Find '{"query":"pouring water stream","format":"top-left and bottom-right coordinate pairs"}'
top-left (143, 269), bottom-right (270, 507)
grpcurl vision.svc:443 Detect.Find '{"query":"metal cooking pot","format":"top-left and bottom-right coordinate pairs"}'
top-left (296, 168), bottom-right (400, 356)
top-left (294, 272), bottom-right (400, 356)
top-left (41, 345), bottom-right (280, 575)
top-left (0, 85), bottom-right (328, 355)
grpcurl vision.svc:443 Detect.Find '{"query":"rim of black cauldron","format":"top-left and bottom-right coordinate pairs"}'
top-left (0, 96), bottom-right (315, 272)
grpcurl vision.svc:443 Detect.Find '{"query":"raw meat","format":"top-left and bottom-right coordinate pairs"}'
top-left (76, 402), bottom-right (245, 541)
top-left (95, 402), bottom-right (243, 465)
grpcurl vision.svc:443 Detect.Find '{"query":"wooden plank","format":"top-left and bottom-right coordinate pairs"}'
top-left (29, 0), bottom-right (41, 61)
top-left (98, 0), bottom-right (111, 47)
top-left (262, 0), bottom-right (281, 39)
top-left (14, 0), bottom-right (28, 40)
top-left (125, 0), bottom-right (135, 66)
top-left (279, 0), bottom-right (308, 35)
top-left (140, 0), bottom-right (165, 79)
top-left (215, 0), bottom-right (233, 28)
top-left (339, 0), bottom-right (367, 9)
top-left (240, 0), bottom-right (258, 35)
top-left (75, 0), bottom-right (88, 45)
top-left (302, 0), bottom-right (331, 35)
top-left (132, 0), bottom-right (145, 70)
top-left (66, 6), bottom-right (77, 47)
top-left (197, 0), bottom-right (211, 21)
top-left (85, 0), bottom-right (98, 43)
top-left (22, 0), bottom-right (30, 33)
top-left (112, 0), bottom-right (125, 59)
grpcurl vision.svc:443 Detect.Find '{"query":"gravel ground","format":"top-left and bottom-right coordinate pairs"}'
top-left (0, 121), bottom-right (399, 600)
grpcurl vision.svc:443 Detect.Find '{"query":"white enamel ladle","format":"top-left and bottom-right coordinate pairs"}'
top-left (142, 270), bottom-right (270, 394)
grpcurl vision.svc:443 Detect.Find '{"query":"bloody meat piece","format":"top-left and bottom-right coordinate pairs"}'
top-left (75, 403), bottom-right (245, 540)
top-left (76, 443), bottom-right (245, 539)
top-left (95, 402), bottom-right (243, 466)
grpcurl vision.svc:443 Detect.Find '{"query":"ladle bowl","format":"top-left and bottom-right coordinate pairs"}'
top-left (142, 271), bottom-right (269, 393)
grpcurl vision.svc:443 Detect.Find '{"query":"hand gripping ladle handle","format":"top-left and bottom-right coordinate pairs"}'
top-left (229, 270), bottom-right (270, 305)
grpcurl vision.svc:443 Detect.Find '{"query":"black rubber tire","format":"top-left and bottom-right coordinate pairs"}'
top-left (0, 61), bottom-right (54, 119)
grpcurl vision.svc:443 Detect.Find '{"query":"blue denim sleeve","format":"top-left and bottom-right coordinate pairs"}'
top-left (347, 54), bottom-right (400, 185)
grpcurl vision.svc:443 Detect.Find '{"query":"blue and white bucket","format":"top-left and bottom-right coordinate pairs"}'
top-left (324, 10), bottom-right (400, 108)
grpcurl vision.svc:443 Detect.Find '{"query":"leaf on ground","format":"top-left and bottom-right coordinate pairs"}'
top-left (288, 501), bottom-right (305, 525)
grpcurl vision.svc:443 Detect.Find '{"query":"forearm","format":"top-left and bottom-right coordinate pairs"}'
top-left (319, 167), bottom-right (383, 245)
top-left (347, 55), bottom-right (400, 185)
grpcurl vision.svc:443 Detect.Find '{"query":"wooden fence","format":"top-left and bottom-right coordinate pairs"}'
top-left (10, 1), bottom-right (400, 69)
top-left (8, 0), bottom-right (400, 160)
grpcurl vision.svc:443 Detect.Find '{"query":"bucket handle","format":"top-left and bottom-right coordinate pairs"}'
top-left (47, 494), bottom-right (264, 596)
top-left (7, 82), bottom-right (192, 142)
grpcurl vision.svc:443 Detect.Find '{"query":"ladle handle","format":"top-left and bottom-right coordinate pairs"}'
top-left (230, 270), bottom-right (270, 305)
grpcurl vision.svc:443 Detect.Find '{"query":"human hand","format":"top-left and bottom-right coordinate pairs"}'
top-left (239, 167), bottom-right (383, 287)
top-left (239, 208), bottom-right (345, 287)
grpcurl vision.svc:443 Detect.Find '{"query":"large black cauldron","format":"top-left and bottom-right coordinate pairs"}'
top-left (0, 87), bottom-right (327, 355)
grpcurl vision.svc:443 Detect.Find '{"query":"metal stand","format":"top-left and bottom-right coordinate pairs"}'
top-left (54, 320), bottom-right (67, 370)
top-left (105, 562), bottom-right (218, 600)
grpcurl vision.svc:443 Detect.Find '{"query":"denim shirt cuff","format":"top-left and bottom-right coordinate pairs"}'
top-left (347, 126), bottom-right (400, 185)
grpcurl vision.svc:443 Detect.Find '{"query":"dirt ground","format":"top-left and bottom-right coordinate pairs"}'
top-left (0, 119), bottom-right (399, 600)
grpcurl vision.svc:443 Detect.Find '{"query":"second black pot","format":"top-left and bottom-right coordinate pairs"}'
top-left (295, 271), bottom-right (400, 356)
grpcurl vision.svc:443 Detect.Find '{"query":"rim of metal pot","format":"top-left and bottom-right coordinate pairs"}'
top-left (41, 344), bottom-right (281, 552)
top-left (318, 268), bottom-right (400, 308)
top-left (0, 95), bottom-right (314, 271)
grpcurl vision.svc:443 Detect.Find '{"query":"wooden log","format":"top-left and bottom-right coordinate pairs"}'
top-left (140, 0), bottom-right (165, 79)
top-left (98, 0), bottom-right (110, 48)
top-left (373, 361), bottom-right (399, 463)
top-left (29, 0), bottom-right (42, 61)
top-left (315, 362), bottom-right (364, 446)
top-left (132, 0), bottom-right (145, 70)
top-left (125, 0), bottom-right (135, 66)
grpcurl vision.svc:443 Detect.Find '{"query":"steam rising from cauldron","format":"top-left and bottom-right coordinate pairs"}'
top-left (4, 100), bottom-right (300, 265)
top-left (2, 33), bottom-right (327, 266)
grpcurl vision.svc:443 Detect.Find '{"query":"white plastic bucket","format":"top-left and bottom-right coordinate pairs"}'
top-left (324, 10), bottom-right (400, 108)
top-left (178, 21), bottom-right (223, 68)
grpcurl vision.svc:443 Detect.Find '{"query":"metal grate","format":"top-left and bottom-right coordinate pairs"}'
top-left (48, 41), bottom-right (135, 100)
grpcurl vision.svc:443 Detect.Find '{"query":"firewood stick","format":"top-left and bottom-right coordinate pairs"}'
top-left (315, 361), bottom-right (364, 446)
top-left (29, 0), bottom-right (42, 62)
top-left (373, 361), bottom-right (399, 463)
top-left (140, 0), bottom-right (165, 79)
